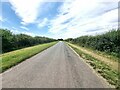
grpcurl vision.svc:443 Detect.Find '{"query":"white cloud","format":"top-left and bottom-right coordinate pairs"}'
top-left (21, 31), bottom-right (36, 36)
top-left (9, 27), bottom-right (20, 34)
top-left (11, 27), bottom-right (35, 36)
top-left (0, 15), bottom-right (7, 22)
top-left (12, 30), bottom-right (36, 36)
top-left (20, 26), bottom-right (29, 31)
top-left (38, 18), bottom-right (49, 28)
top-left (4, 26), bottom-right (36, 36)
top-left (7, 0), bottom-right (119, 39)
top-left (10, 29), bottom-right (20, 34)
top-left (48, 0), bottom-right (118, 39)
top-left (9, 0), bottom-right (44, 25)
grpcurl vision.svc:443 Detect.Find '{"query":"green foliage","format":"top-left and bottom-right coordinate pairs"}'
top-left (0, 29), bottom-right (13, 52)
top-left (0, 29), bottom-right (56, 53)
top-left (66, 29), bottom-right (120, 58)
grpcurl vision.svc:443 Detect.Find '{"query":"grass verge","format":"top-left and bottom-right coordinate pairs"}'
top-left (67, 43), bottom-right (118, 71)
top-left (0, 42), bottom-right (57, 73)
top-left (67, 43), bottom-right (119, 89)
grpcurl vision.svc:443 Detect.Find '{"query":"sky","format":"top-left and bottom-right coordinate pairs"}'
top-left (0, 0), bottom-right (119, 39)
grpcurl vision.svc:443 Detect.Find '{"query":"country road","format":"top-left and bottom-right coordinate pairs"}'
top-left (2, 41), bottom-right (110, 88)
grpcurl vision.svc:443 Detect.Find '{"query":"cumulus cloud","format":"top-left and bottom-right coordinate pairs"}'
top-left (48, 0), bottom-right (118, 39)
top-left (9, 0), bottom-right (44, 25)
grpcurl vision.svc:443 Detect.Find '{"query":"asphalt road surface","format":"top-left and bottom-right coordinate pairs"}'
top-left (2, 41), bottom-right (110, 88)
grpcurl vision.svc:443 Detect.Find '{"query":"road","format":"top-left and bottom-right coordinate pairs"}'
top-left (2, 41), bottom-right (110, 88)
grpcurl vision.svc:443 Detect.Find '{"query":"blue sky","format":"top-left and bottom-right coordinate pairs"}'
top-left (0, 0), bottom-right (119, 39)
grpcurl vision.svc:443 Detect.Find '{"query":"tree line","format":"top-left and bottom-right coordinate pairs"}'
top-left (0, 29), bottom-right (56, 53)
top-left (66, 29), bottom-right (120, 58)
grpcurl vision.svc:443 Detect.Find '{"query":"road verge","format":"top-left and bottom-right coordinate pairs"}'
top-left (67, 42), bottom-right (119, 89)
top-left (0, 42), bottom-right (57, 73)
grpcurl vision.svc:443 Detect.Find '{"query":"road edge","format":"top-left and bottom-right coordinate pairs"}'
top-left (65, 42), bottom-right (114, 88)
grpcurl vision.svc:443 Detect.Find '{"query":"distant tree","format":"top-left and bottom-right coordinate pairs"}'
top-left (0, 29), bottom-right (14, 52)
top-left (58, 39), bottom-right (63, 41)
top-left (0, 29), bottom-right (56, 53)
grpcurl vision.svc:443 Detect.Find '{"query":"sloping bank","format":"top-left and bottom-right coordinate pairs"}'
top-left (0, 42), bottom-right (57, 73)
top-left (67, 42), bottom-right (119, 89)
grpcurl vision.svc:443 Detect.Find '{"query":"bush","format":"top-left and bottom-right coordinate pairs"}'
top-left (0, 29), bottom-right (56, 53)
top-left (66, 29), bottom-right (120, 58)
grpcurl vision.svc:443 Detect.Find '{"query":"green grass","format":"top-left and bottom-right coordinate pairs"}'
top-left (0, 42), bottom-right (57, 73)
top-left (68, 43), bottom-right (119, 89)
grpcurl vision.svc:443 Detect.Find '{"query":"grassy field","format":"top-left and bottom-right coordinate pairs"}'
top-left (67, 42), bottom-right (119, 89)
top-left (0, 42), bottom-right (57, 73)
